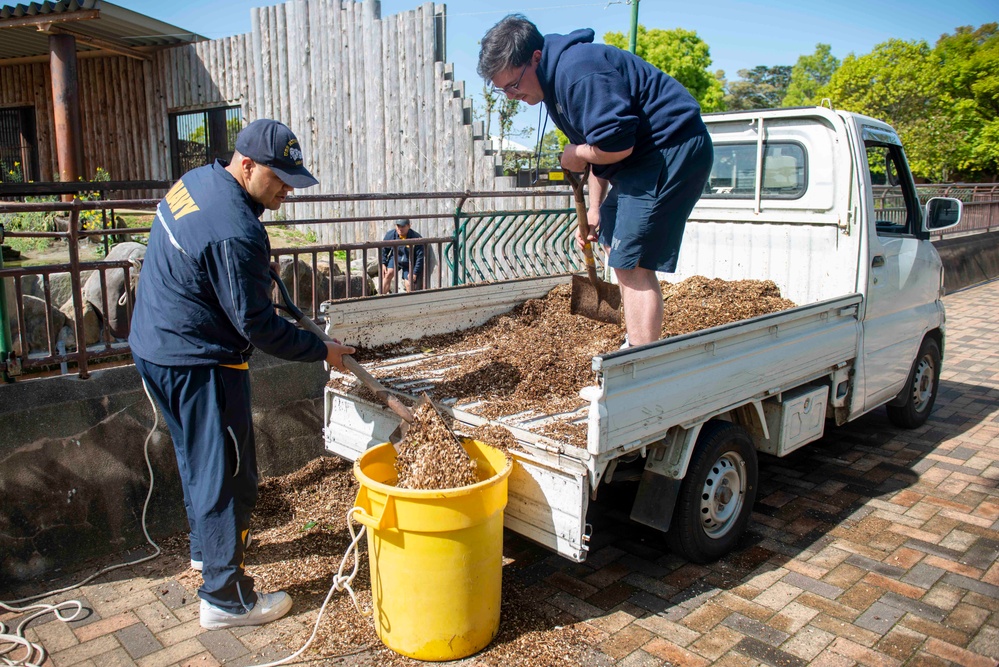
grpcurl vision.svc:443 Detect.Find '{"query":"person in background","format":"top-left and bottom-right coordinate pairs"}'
top-left (380, 218), bottom-right (426, 293)
top-left (129, 119), bottom-right (354, 630)
top-left (478, 14), bottom-right (713, 347)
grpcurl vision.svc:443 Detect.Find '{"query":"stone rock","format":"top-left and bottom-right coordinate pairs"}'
top-left (82, 242), bottom-right (145, 340)
top-left (350, 257), bottom-right (381, 279)
top-left (19, 274), bottom-right (44, 299)
top-left (59, 299), bottom-right (101, 348)
top-left (332, 275), bottom-right (375, 299)
top-left (16, 271), bottom-right (90, 308)
top-left (277, 258), bottom-right (344, 314)
top-left (10, 294), bottom-right (68, 356)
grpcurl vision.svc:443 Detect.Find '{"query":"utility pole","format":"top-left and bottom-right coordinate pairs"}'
top-left (628, 0), bottom-right (640, 54)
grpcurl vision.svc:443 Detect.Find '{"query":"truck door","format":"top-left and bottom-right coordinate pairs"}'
top-left (859, 128), bottom-right (943, 411)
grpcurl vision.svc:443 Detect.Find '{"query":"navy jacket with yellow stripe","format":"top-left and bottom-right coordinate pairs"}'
top-left (129, 161), bottom-right (326, 367)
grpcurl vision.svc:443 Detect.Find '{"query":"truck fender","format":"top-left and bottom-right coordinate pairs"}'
top-left (630, 424), bottom-right (703, 532)
top-left (886, 330), bottom-right (943, 408)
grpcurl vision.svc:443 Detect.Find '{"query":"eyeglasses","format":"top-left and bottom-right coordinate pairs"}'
top-left (492, 63), bottom-right (530, 96)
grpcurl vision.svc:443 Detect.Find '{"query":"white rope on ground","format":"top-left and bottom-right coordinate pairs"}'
top-left (0, 379), bottom-right (163, 667)
top-left (246, 508), bottom-right (371, 667)
top-left (0, 379), bottom-right (373, 667)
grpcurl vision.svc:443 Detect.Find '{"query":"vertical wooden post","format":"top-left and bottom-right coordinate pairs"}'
top-left (49, 32), bottom-right (83, 198)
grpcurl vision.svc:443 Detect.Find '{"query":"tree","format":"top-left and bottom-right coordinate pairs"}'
top-left (933, 24), bottom-right (999, 180)
top-left (537, 129), bottom-right (568, 170)
top-left (604, 25), bottom-right (725, 112)
top-left (724, 65), bottom-right (791, 110)
top-left (818, 38), bottom-right (952, 180)
top-left (782, 44), bottom-right (840, 107)
top-left (480, 85), bottom-right (498, 140)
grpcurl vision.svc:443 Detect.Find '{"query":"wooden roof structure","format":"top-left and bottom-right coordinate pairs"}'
top-left (0, 0), bottom-right (204, 63)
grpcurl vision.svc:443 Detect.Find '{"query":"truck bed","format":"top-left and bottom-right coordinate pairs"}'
top-left (322, 276), bottom-right (862, 560)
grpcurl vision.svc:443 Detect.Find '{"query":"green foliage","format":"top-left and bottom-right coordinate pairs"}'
top-left (933, 23), bottom-right (999, 180)
top-left (479, 85), bottom-right (535, 175)
top-left (781, 25), bottom-right (997, 181)
top-left (1, 159), bottom-right (24, 184)
top-left (1, 160), bottom-right (53, 252)
top-left (604, 25), bottom-right (725, 112)
top-left (0, 196), bottom-right (57, 255)
top-left (537, 130), bottom-right (566, 170)
top-left (185, 116), bottom-right (242, 144)
top-left (77, 167), bottom-right (111, 233)
top-left (479, 84), bottom-right (499, 139)
top-left (782, 44), bottom-right (840, 107)
top-left (725, 65), bottom-right (791, 110)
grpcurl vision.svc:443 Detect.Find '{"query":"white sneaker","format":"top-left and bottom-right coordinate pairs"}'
top-left (199, 591), bottom-right (292, 629)
top-left (191, 532), bottom-right (251, 571)
top-left (619, 335), bottom-right (631, 350)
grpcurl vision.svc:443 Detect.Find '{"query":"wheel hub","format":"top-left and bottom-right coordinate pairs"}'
top-left (912, 355), bottom-right (935, 412)
top-left (699, 453), bottom-right (747, 538)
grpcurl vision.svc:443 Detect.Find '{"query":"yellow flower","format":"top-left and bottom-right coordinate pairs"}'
top-left (13, 161), bottom-right (19, 167)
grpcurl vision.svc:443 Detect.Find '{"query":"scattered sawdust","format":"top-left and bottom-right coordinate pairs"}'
top-left (395, 400), bottom-right (478, 490)
top-left (168, 456), bottom-right (593, 665)
top-left (462, 423), bottom-right (521, 452)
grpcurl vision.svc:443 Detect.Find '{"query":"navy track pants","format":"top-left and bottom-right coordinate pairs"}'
top-left (135, 356), bottom-right (258, 612)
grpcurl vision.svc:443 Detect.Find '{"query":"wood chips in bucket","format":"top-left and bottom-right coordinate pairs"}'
top-left (394, 398), bottom-right (479, 490)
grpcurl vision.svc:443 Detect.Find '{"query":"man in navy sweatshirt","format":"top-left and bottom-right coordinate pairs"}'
top-left (478, 15), bottom-right (713, 347)
top-left (129, 119), bottom-right (354, 630)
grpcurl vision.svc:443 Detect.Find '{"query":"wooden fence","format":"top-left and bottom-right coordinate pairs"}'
top-left (0, 0), bottom-right (567, 243)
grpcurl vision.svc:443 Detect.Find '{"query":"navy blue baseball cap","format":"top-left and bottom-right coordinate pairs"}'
top-left (235, 119), bottom-right (319, 188)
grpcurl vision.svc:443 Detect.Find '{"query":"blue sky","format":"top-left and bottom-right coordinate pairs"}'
top-left (115, 0), bottom-right (996, 135)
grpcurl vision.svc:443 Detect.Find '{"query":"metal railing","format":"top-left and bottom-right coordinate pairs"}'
top-left (873, 184), bottom-right (999, 238)
top-left (0, 189), bottom-right (576, 381)
top-left (4, 182), bottom-right (998, 382)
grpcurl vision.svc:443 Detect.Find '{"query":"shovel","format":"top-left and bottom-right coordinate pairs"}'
top-left (565, 168), bottom-right (622, 325)
top-left (269, 269), bottom-right (415, 443)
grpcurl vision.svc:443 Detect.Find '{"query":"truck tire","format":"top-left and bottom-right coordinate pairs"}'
top-left (887, 338), bottom-right (941, 429)
top-left (667, 420), bottom-right (758, 564)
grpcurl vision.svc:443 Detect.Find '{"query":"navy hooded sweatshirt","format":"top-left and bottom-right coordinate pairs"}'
top-left (538, 29), bottom-right (707, 180)
top-left (129, 161), bottom-right (326, 367)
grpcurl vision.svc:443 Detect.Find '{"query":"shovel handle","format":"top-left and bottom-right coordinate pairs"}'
top-left (270, 269), bottom-right (415, 424)
top-left (296, 315), bottom-right (415, 424)
top-left (565, 168), bottom-right (600, 286)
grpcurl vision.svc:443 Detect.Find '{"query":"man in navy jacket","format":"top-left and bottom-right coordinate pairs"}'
top-left (478, 15), bottom-right (713, 347)
top-left (129, 119), bottom-right (354, 630)
top-left (380, 218), bottom-right (425, 292)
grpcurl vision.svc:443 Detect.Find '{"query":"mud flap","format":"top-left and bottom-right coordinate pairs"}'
top-left (630, 469), bottom-right (682, 532)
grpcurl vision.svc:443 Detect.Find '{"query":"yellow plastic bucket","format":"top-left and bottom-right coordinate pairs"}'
top-left (352, 438), bottom-right (512, 661)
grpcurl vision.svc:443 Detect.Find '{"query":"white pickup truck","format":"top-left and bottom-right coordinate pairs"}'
top-left (321, 108), bottom-right (962, 564)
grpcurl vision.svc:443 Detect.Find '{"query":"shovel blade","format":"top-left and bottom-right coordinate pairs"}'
top-left (570, 274), bottom-right (622, 325)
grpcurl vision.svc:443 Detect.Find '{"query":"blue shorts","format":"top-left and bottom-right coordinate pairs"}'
top-left (384, 258), bottom-right (420, 280)
top-left (598, 130), bottom-right (713, 272)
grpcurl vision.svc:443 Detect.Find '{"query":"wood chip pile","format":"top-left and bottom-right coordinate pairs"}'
top-left (163, 277), bottom-right (795, 663)
top-left (394, 399), bottom-right (478, 490)
top-left (334, 276), bottom-right (796, 438)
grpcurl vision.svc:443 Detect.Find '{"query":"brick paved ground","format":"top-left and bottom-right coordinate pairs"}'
top-left (3, 280), bottom-right (998, 666)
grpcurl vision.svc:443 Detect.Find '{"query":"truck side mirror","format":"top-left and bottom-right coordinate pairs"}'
top-left (923, 197), bottom-right (962, 231)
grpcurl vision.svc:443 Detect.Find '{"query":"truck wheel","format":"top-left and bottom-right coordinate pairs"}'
top-left (886, 338), bottom-right (941, 429)
top-left (667, 421), bottom-right (758, 564)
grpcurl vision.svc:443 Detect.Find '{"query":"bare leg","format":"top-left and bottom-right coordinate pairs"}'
top-left (380, 266), bottom-right (396, 294)
top-left (613, 266), bottom-right (663, 346)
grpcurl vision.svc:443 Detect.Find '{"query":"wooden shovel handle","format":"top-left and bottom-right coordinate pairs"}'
top-left (296, 314), bottom-right (415, 424)
top-left (565, 167), bottom-right (599, 285)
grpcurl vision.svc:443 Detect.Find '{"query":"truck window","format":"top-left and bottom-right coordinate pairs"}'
top-left (865, 142), bottom-right (919, 236)
top-left (702, 142), bottom-right (806, 199)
